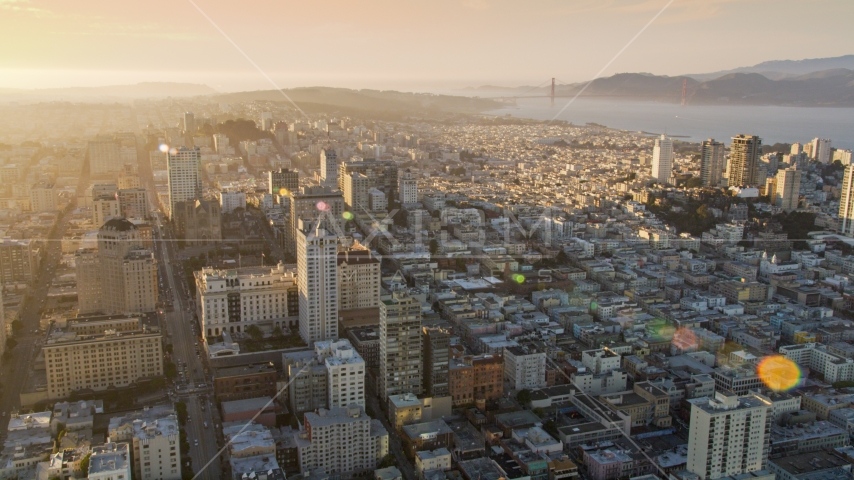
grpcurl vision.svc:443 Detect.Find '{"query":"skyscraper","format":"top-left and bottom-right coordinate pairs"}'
top-left (398, 170), bottom-right (418, 204)
top-left (97, 218), bottom-right (158, 315)
top-left (183, 112), bottom-right (195, 134)
top-left (700, 139), bottom-right (726, 187)
top-left (727, 134), bottom-right (762, 187)
top-left (343, 171), bottom-right (371, 211)
top-left (269, 168), bottom-right (299, 195)
top-left (167, 146), bottom-right (201, 219)
top-left (297, 219), bottom-right (339, 346)
top-left (774, 168), bottom-right (801, 212)
top-left (287, 186), bottom-right (344, 255)
top-left (320, 149), bottom-right (338, 186)
top-left (422, 327), bottom-right (450, 397)
top-left (839, 165), bottom-right (854, 236)
top-left (686, 391), bottom-right (771, 480)
top-left (379, 291), bottom-right (423, 400)
top-left (810, 138), bottom-right (832, 164)
top-left (651, 134), bottom-right (673, 184)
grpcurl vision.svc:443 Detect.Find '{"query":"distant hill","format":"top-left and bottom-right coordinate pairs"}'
top-left (0, 82), bottom-right (217, 101)
top-left (467, 69), bottom-right (854, 107)
top-left (211, 87), bottom-right (502, 117)
top-left (685, 55), bottom-right (854, 81)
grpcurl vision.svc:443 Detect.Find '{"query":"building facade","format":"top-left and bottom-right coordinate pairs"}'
top-left (166, 146), bottom-right (201, 219)
top-left (297, 219), bottom-right (339, 345)
top-left (379, 291), bottom-right (423, 399)
top-left (701, 139), bottom-right (725, 187)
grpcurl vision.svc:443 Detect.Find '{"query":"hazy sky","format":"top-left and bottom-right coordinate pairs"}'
top-left (1, 0), bottom-right (852, 91)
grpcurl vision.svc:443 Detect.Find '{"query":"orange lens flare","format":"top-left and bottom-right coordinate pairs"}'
top-left (758, 355), bottom-right (801, 392)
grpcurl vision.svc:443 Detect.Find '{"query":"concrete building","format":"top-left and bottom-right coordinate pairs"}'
top-left (0, 239), bottom-right (37, 284)
top-left (166, 146), bottom-right (201, 219)
top-left (380, 291), bottom-right (423, 399)
top-left (117, 188), bottom-right (149, 220)
top-left (172, 198), bottom-right (222, 246)
top-left (294, 405), bottom-right (388, 477)
top-left (367, 188), bottom-right (387, 212)
top-left (338, 244), bottom-right (381, 312)
top-left (298, 219), bottom-right (339, 345)
top-left (93, 195), bottom-right (121, 227)
top-left (194, 263), bottom-right (298, 339)
top-left (839, 165), bottom-right (854, 236)
top-left (284, 352), bottom-right (329, 416)
top-left (686, 392), bottom-right (772, 480)
top-left (504, 346), bottom-right (546, 391)
top-left (222, 397), bottom-right (280, 428)
top-left (398, 170), bottom-right (418, 204)
top-left (219, 191), bottom-right (246, 214)
top-left (810, 138), bottom-right (832, 164)
top-left (422, 327), bottom-right (450, 397)
top-left (287, 186), bottom-right (344, 255)
top-left (582, 349), bottom-right (621, 374)
top-left (343, 171), bottom-right (371, 212)
top-left (388, 393), bottom-right (423, 430)
top-left (652, 135), bottom-right (673, 184)
top-left (727, 134), bottom-right (762, 187)
top-left (97, 218), bottom-right (158, 315)
top-left (269, 168), bottom-right (299, 195)
top-left (43, 320), bottom-right (162, 399)
top-left (448, 354), bottom-right (504, 406)
top-left (315, 339), bottom-right (366, 409)
top-left (320, 149), bottom-right (338, 187)
top-left (89, 139), bottom-right (122, 176)
top-left (701, 139), bottom-right (726, 187)
top-left (30, 182), bottom-right (57, 212)
top-left (213, 363), bottom-right (278, 402)
top-left (87, 442), bottom-right (132, 480)
top-left (774, 168), bottom-right (801, 212)
top-left (108, 406), bottom-right (181, 480)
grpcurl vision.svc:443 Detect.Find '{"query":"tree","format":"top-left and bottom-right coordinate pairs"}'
top-left (532, 407), bottom-right (545, 418)
top-left (175, 401), bottom-right (188, 426)
top-left (542, 420), bottom-right (559, 437)
top-left (429, 238), bottom-right (439, 255)
top-left (79, 453), bottom-right (91, 475)
top-left (164, 361), bottom-right (178, 380)
top-left (378, 454), bottom-right (396, 468)
top-left (245, 325), bottom-right (264, 342)
top-left (516, 389), bottom-right (532, 405)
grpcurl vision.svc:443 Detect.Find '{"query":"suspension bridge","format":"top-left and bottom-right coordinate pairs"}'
top-left (489, 77), bottom-right (690, 106)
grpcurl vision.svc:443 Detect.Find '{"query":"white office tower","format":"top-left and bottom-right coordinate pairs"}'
top-left (166, 147), bottom-right (201, 219)
top-left (183, 112), bottom-right (195, 134)
top-left (811, 138), bottom-right (832, 164)
top-left (379, 290), bottom-right (423, 400)
top-left (294, 405), bottom-right (389, 477)
top-left (315, 339), bottom-right (366, 409)
top-left (399, 170), bottom-right (418, 204)
top-left (298, 219), bottom-right (339, 345)
top-left (320, 149), bottom-right (338, 186)
top-left (700, 139), bottom-right (726, 187)
top-left (651, 134), bottom-right (673, 184)
top-left (840, 165), bottom-right (854, 236)
top-left (774, 168), bottom-right (802, 212)
top-left (686, 391), bottom-right (771, 480)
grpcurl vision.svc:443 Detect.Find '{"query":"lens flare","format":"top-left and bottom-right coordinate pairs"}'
top-left (316, 201), bottom-right (329, 211)
top-left (279, 188), bottom-right (290, 196)
top-left (512, 274), bottom-right (525, 284)
top-left (158, 144), bottom-right (169, 153)
top-left (342, 212), bottom-right (354, 220)
top-left (672, 328), bottom-right (697, 350)
top-left (169, 147), bottom-right (178, 156)
top-left (758, 355), bottom-right (801, 392)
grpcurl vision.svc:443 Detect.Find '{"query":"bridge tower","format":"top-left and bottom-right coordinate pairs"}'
top-left (550, 78), bottom-right (556, 108)
top-left (681, 78), bottom-right (687, 106)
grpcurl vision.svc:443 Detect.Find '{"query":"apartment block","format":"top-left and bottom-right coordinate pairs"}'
top-left (380, 291), bottom-right (423, 399)
top-left (338, 244), bottom-right (381, 312)
top-left (504, 346), bottom-right (546, 391)
top-left (108, 406), bottom-right (180, 480)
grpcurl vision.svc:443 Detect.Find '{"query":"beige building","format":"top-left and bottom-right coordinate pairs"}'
top-left (75, 249), bottom-right (103, 314)
top-left (108, 406), bottom-right (180, 480)
top-left (343, 171), bottom-right (371, 212)
top-left (30, 182), bottom-right (57, 212)
top-left (298, 219), bottom-right (340, 345)
top-left (379, 291), bottom-right (423, 399)
top-left (43, 320), bottom-right (163, 399)
top-left (118, 188), bottom-right (149, 220)
top-left (0, 239), bottom-right (38, 284)
top-left (337, 244), bottom-right (380, 312)
top-left (287, 186), bottom-right (344, 255)
top-left (98, 218), bottom-right (158, 315)
top-left (88, 139), bottom-right (122, 177)
top-left (93, 196), bottom-right (121, 227)
top-left (687, 392), bottom-right (772, 480)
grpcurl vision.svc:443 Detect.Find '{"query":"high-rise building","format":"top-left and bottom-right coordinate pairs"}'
top-left (504, 346), bottom-right (546, 390)
top-left (727, 135), bottom-right (762, 187)
top-left (379, 291), bottom-right (423, 399)
top-left (337, 159), bottom-right (399, 198)
top-left (791, 143), bottom-right (802, 155)
top-left (320, 149), bottom-right (338, 186)
top-left (0, 239), bottom-right (37, 284)
top-left (297, 219), bottom-right (339, 345)
top-left (117, 188), bottom-right (149, 219)
top-left (839, 165), bottom-right (854, 236)
top-left (269, 168), bottom-right (299, 195)
top-left (448, 353), bottom-right (504, 406)
top-left (0, 290), bottom-right (6, 359)
top-left (98, 218), bottom-right (158, 315)
top-left (30, 182), bottom-right (57, 212)
top-left (76, 249), bottom-right (103, 314)
top-left (810, 138), bottom-right (832, 164)
top-left (700, 139), bottom-right (726, 187)
top-left (261, 111), bottom-right (273, 131)
top-left (88, 139), bottom-right (122, 176)
top-left (44, 317), bottom-right (163, 399)
top-left (194, 263), bottom-right (298, 339)
top-left (293, 405), bottom-right (388, 477)
top-left (343, 171), bottom-right (371, 211)
top-left (686, 391), bottom-right (772, 480)
top-left (108, 406), bottom-right (180, 480)
top-left (166, 147), bottom-right (201, 219)
top-left (337, 244), bottom-right (381, 312)
top-left (183, 112), bottom-right (195, 134)
top-left (399, 170), bottom-right (418, 204)
top-left (316, 339), bottom-right (366, 409)
top-left (287, 186), bottom-right (344, 255)
top-left (651, 134), bottom-right (673, 184)
top-left (774, 168), bottom-right (801, 212)
top-left (93, 195), bottom-right (121, 227)
top-left (422, 327), bottom-right (450, 397)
